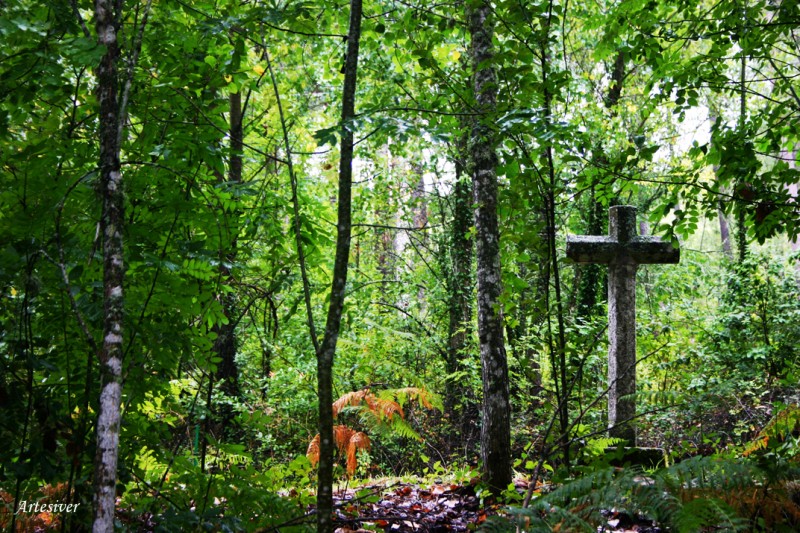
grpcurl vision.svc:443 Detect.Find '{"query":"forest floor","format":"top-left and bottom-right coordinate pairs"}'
top-left (330, 480), bottom-right (488, 532)
top-left (328, 479), bottom-right (663, 532)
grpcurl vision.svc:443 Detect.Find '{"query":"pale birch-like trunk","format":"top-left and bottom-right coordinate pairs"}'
top-left (709, 110), bottom-right (734, 260)
top-left (92, 0), bottom-right (124, 530)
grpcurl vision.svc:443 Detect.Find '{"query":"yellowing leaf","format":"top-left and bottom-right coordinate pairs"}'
top-left (306, 434), bottom-right (320, 466)
top-left (253, 64), bottom-right (265, 76)
top-left (452, 50), bottom-right (461, 62)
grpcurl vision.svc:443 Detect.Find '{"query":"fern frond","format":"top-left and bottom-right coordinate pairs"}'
top-left (632, 389), bottom-right (684, 406)
top-left (674, 497), bottom-right (748, 532)
top-left (389, 417), bottom-right (422, 441)
top-left (334, 389), bottom-right (406, 420)
top-left (500, 455), bottom-right (800, 532)
top-left (333, 424), bottom-right (356, 454)
top-left (333, 390), bottom-right (370, 418)
top-left (345, 432), bottom-right (370, 476)
top-left (364, 395), bottom-right (404, 420)
top-left (744, 403), bottom-right (800, 457)
top-left (581, 436), bottom-right (624, 458)
top-left (306, 434), bottom-right (320, 467)
top-left (350, 431), bottom-right (370, 450)
top-left (386, 386), bottom-right (443, 411)
top-left (307, 425), bottom-right (358, 468)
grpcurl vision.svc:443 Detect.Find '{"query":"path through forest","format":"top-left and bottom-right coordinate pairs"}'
top-left (328, 480), bottom-right (662, 532)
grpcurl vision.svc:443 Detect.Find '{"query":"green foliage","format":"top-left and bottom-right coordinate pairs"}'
top-left (2, 0), bottom-right (799, 529)
top-left (487, 455), bottom-right (800, 532)
top-left (712, 253), bottom-right (800, 381)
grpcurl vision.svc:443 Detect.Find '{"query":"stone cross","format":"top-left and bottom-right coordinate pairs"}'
top-left (566, 205), bottom-right (679, 444)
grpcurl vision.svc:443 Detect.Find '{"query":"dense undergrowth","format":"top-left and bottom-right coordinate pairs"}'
top-left (2, 0), bottom-right (800, 530)
top-left (4, 247), bottom-right (798, 532)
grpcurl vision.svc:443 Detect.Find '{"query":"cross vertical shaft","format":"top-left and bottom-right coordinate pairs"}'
top-left (566, 205), bottom-right (679, 444)
top-left (608, 261), bottom-right (637, 442)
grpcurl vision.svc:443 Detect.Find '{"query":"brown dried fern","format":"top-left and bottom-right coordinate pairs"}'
top-left (346, 432), bottom-right (371, 475)
top-left (387, 387), bottom-right (439, 410)
top-left (308, 387), bottom-right (439, 477)
top-left (332, 390), bottom-right (370, 418)
top-left (306, 434), bottom-right (320, 467)
top-left (333, 388), bottom-right (404, 420)
top-left (307, 425), bottom-right (370, 476)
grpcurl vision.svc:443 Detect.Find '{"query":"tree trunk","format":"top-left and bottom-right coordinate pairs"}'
top-left (577, 50), bottom-right (626, 318)
top-left (213, 90), bottom-right (243, 401)
top-left (412, 164), bottom-right (428, 233)
top-left (785, 147), bottom-right (799, 277)
top-left (468, 0), bottom-right (512, 493)
top-left (719, 209), bottom-right (733, 259)
top-left (736, 42), bottom-right (749, 263)
top-left (92, 0), bottom-right (124, 530)
top-left (316, 1), bottom-right (362, 531)
top-left (444, 130), bottom-right (474, 451)
top-left (412, 163), bottom-right (429, 308)
top-left (576, 187), bottom-right (606, 317)
top-left (708, 110), bottom-right (734, 260)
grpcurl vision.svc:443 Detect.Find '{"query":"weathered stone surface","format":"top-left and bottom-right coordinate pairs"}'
top-left (567, 206), bottom-right (680, 444)
top-left (566, 236), bottom-right (679, 265)
top-left (608, 260), bottom-right (637, 443)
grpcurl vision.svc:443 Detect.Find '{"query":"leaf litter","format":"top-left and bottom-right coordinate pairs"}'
top-left (329, 480), bottom-right (489, 532)
top-left (326, 480), bottom-right (664, 532)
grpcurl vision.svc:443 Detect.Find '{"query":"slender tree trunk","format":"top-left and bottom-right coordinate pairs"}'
top-left (736, 29), bottom-right (749, 263)
top-left (718, 209), bottom-right (733, 259)
top-left (707, 110), bottom-right (734, 259)
top-left (785, 148), bottom-right (800, 277)
top-left (576, 187), bottom-right (605, 317)
top-left (506, 262), bottom-right (542, 411)
top-left (444, 131), bottom-right (474, 450)
top-left (316, 1), bottom-right (362, 531)
top-left (377, 215), bottom-right (395, 281)
top-left (92, 0), bottom-right (124, 530)
top-left (412, 164), bottom-right (429, 308)
top-left (213, 90), bottom-right (243, 400)
top-left (376, 149), bottom-right (395, 284)
top-left (577, 50), bottom-right (626, 318)
top-left (412, 164), bottom-right (428, 233)
top-left (468, 0), bottom-right (512, 492)
top-left (538, 4), bottom-right (571, 467)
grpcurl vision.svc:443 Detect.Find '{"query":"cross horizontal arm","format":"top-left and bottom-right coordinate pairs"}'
top-left (566, 235), bottom-right (680, 264)
top-left (566, 236), bottom-right (616, 263)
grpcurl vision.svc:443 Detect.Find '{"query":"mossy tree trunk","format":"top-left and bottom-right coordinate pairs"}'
top-left (213, 90), bottom-right (243, 401)
top-left (316, 1), bottom-right (362, 531)
top-left (444, 128), bottom-right (475, 451)
top-left (468, 0), bottom-right (512, 493)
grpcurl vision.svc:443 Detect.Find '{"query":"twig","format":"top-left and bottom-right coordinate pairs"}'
top-left (263, 38), bottom-right (320, 354)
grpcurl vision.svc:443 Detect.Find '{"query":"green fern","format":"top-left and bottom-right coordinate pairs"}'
top-left (744, 403), bottom-right (800, 458)
top-left (581, 436), bottom-right (625, 459)
top-left (485, 455), bottom-right (799, 532)
top-left (674, 497), bottom-right (747, 533)
top-left (631, 389), bottom-right (685, 406)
